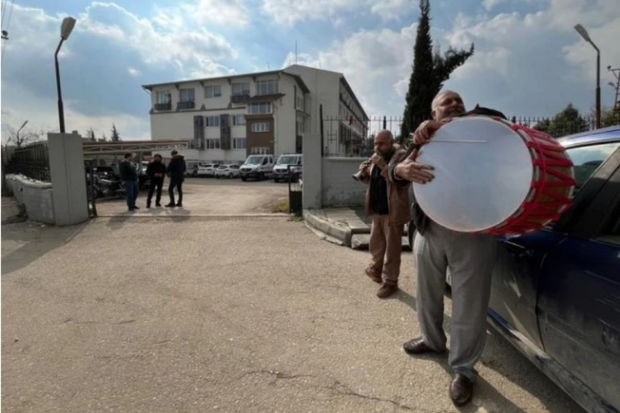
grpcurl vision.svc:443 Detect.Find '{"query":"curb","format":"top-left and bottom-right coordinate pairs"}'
top-left (303, 209), bottom-right (352, 247)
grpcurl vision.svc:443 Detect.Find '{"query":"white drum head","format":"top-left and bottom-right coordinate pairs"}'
top-left (413, 116), bottom-right (533, 232)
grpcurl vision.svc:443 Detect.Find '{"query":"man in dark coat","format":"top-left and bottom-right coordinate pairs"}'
top-left (119, 152), bottom-right (139, 211)
top-left (146, 153), bottom-right (166, 208)
top-left (166, 150), bottom-right (186, 207)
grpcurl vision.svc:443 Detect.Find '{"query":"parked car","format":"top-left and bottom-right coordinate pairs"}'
top-left (484, 125), bottom-right (620, 413)
top-left (85, 166), bottom-right (124, 198)
top-left (185, 163), bottom-right (199, 177)
top-left (273, 154), bottom-right (302, 182)
top-left (239, 154), bottom-right (274, 181)
top-left (197, 163), bottom-right (219, 177)
top-left (214, 163), bottom-right (240, 178)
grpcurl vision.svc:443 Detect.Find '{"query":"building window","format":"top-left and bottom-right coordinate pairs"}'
top-left (296, 94), bottom-right (304, 111)
top-left (205, 139), bottom-right (221, 149)
top-left (233, 138), bottom-right (247, 149)
top-left (206, 116), bottom-right (220, 127)
top-left (250, 122), bottom-right (270, 133)
top-left (248, 102), bottom-right (272, 114)
top-left (156, 91), bottom-right (171, 103)
top-left (231, 82), bottom-right (250, 96)
top-left (180, 88), bottom-right (194, 102)
top-left (251, 146), bottom-right (271, 154)
top-left (233, 114), bottom-right (246, 126)
top-left (256, 79), bottom-right (278, 96)
top-left (155, 91), bottom-right (172, 110)
top-left (204, 85), bottom-right (221, 98)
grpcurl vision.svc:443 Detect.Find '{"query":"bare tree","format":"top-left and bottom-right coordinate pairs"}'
top-left (4, 124), bottom-right (42, 148)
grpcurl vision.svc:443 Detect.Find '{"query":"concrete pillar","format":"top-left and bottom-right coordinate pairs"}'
top-left (302, 133), bottom-right (322, 209)
top-left (48, 132), bottom-right (89, 225)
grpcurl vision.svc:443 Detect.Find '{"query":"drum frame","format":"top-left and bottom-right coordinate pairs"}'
top-left (484, 119), bottom-right (575, 235)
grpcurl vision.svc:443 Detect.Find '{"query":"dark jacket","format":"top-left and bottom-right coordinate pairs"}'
top-left (146, 160), bottom-right (166, 181)
top-left (167, 155), bottom-right (186, 181)
top-left (358, 145), bottom-right (411, 226)
top-left (119, 160), bottom-right (137, 181)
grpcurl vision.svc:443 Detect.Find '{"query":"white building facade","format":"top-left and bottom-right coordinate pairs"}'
top-left (142, 65), bottom-right (369, 163)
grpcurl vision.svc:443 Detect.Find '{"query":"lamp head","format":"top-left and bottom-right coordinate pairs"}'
top-left (574, 24), bottom-right (591, 42)
top-left (60, 17), bottom-right (76, 40)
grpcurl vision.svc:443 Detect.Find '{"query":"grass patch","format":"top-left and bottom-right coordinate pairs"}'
top-left (271, 199), bottom-right (289, 213)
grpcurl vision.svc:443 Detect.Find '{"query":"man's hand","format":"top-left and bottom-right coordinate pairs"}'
top-left (395, 159), bottom-right (434, 184)
top-left (411, 118), bottom-right (452, 145)
top-left (370, 153), bottom-right (387, 176)
top-left (369, 153), bottom-right (384, 167)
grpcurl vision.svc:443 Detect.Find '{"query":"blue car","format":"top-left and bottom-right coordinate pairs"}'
top-left (488, 125), bottom-right (620, 413)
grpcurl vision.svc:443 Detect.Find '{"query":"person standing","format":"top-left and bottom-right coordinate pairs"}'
top-left (357, 130), bottom-right (411, 298)
top-left (146, 153), bottom-right (166, 208)
top-left (119, 152), bottom-right (139, 211)
top-left (166, 150), bottom-right (186, 207)
top-left (394, 90), bottom-right (499, 406)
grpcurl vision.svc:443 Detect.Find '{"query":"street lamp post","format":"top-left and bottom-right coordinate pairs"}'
top-left (54, 17), bottom-right (76, 133)
top-left (16, 120), bottom-right (28, 147)
top-left (574, 24), bottom-right (601, 129)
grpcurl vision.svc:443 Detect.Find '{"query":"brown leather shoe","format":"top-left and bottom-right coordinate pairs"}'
top-left (449, 374), bottom-right (474, 406)
top-left (365, 267), bottom-right (382, 284)
top-left (402, 338), bottom-right (445, 355)
top-left (376, 283), bottom-right (398, 298)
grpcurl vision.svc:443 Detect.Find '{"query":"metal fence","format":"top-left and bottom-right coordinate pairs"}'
top-left (322, 114), bottom-right (599, 157)
top-left (3, 141), bottom-right (51, 181)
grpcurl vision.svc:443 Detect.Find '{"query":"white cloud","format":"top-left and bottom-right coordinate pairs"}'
top-left (283, 24), bottom-right (416, 120)
top-left (1, 2), bottom-right (241, 139)
top-left (180, 0), bottom-right (251, 27)
top-left (261, 0), bottom-right (364, 26)
top-left (369, 0), bottom-right (411, 21)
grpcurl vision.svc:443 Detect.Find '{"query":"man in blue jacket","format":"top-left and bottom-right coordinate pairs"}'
top-left (119, 152), bottom-right (139, 211)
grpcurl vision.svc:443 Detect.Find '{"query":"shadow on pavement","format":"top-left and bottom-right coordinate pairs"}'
top-left (1, 222), bottom-right (88, 276)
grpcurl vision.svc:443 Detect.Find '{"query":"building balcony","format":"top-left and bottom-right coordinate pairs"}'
top-left (154, 102), bottom-right (171, 111)
top-left (177, 101), bottom-right (195, 110)
top-left (231, 94), bottom-right (250, 104)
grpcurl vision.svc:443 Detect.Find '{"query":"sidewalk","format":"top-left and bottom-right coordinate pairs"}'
top-left (1, 196), bottom-right (26, 225)
top-left (304, 207), bottom-right (371, 249)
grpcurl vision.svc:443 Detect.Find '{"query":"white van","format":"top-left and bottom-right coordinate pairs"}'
top-left (272, 154), bottom-right (302, 182)
top-left (239, 154), bottom-right (274, 181)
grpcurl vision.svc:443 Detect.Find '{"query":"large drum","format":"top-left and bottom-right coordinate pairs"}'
top-left (413, 116), bottom-right (575, 235)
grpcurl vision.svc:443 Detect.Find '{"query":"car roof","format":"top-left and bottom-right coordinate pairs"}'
top-left (557, 125), bottom-right (620, 149)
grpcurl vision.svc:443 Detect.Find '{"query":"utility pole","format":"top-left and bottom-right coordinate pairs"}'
top-left (608, 66), bottom-right (620, 112)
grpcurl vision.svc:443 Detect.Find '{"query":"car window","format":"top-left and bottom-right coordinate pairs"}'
top-left (566, 142), bottom-right (620, 190)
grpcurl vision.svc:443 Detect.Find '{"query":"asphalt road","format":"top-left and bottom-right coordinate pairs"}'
top-left (1, 181), bottom-right (584, 412)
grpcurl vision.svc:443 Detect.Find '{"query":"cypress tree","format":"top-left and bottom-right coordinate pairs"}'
top-left (401, 0), bottom-right (474, 139)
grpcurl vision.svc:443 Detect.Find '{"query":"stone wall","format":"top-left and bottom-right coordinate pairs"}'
top-left (5, 174), bottom-right (55, 224)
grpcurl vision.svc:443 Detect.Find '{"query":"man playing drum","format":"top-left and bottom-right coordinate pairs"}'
top-left (394, 90), bottom-right (498, 406)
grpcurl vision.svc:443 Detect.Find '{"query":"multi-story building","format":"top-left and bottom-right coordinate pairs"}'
top-left (142, 64), bottom-right (368, 163)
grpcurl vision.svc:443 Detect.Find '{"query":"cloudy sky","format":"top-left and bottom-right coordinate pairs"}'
top-left (1, 0), bottom-right (619, 142)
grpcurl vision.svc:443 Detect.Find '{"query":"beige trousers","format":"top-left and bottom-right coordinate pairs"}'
top-left (368, 215), bottom-right (404, 285)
